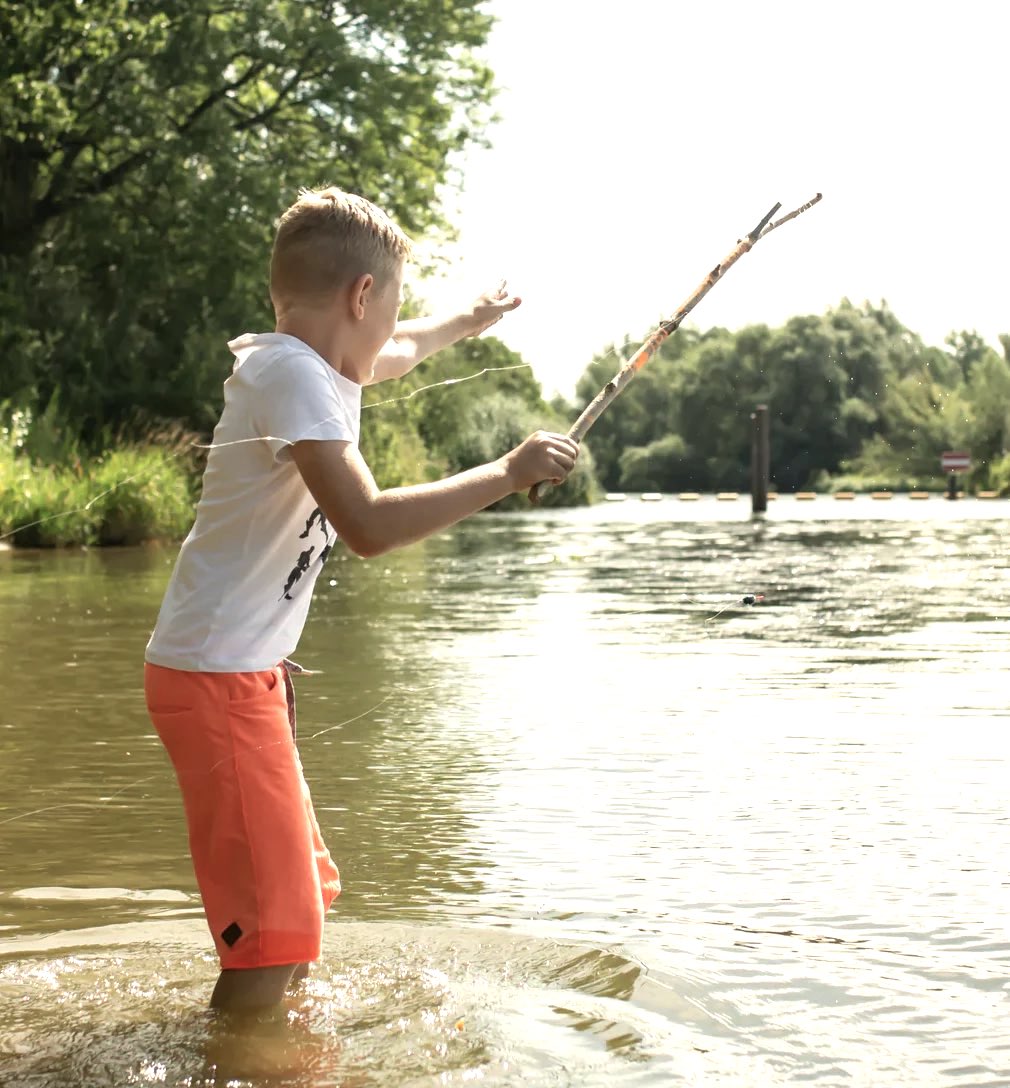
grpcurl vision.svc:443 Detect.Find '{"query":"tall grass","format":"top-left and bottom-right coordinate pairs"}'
top-left (0, 408), bottom-right (199, 547)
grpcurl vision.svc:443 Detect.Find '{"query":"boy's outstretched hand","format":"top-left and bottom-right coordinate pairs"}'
top-left (503, 431), bottom-right (579, 491)
top-left (463, 280), bottom-right (522, 337)
top-left (370, 280), bottom-right (523, 385)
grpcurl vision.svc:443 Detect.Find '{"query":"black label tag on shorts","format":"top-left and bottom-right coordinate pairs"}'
top-left (221, 922), bottom-right (243, 947)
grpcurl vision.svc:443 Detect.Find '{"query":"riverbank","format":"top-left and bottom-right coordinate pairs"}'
top-left (0, 441), bottom-right (198, 549)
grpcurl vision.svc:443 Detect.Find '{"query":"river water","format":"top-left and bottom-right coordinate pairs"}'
top-left (2, 495), bottom-right (1009, 1087)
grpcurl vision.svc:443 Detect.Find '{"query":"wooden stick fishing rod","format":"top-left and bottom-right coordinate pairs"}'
top-left (529, 193), bottom-right (823, 504)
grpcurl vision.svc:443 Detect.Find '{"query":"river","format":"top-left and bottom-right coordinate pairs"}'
top-left (2, 494), bottom-right (1009, 1086)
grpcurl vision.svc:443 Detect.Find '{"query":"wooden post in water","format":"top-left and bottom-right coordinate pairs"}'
top-left (751, 404), bottom-right (769, 514)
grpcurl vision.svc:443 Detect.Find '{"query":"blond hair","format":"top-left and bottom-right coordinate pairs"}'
top-left (270, 187), bottom-right (413, 309)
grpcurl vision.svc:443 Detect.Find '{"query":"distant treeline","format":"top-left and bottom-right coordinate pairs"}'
top-left (569, 301), bottom-right (1010, 494)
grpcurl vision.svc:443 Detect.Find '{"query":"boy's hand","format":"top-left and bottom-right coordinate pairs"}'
top-left (461, 280), bottom-right (522, 337)
top-left (371, 282), bottom-right (522, 384)
top-left (503, 431), bottom-right (579, 491)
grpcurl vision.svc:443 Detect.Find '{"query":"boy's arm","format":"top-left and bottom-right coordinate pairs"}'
top-left (290, 431), bottom-right (576, 558)
top-left (369, 282), bottom-right (521, 384)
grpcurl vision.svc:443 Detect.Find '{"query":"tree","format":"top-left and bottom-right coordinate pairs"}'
top-left (0, 0), bottom-right (496, 439)
top-left (572, 327), bottom-right (707, 489)
top-left (618, 434), bottom-right (688, 491)
top-left (945, 330), bottom-right (992, 381)
top-left (837, 309), bottom-right (966, 484)
top-left (760, 311), bottom-right (870, 489)
top-left (948, 339), bottom-right (1010, 470)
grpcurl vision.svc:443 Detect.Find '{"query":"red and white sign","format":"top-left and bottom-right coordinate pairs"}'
top-left (941, 450), bottom-right (972, 472)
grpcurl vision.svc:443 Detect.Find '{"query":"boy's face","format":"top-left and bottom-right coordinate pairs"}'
top-left (346, 261), bottom-right (404, 384)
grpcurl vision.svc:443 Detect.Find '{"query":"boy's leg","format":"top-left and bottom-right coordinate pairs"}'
top-left (211, 965), bottom-right (300, 1010)
top-left (145, 663), bottom-right (340, 1008)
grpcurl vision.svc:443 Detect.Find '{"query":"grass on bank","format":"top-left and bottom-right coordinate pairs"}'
top-left (1, 409), bottom-right (199, 548)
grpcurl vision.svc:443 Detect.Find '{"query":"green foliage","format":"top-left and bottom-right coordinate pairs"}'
top-left (359, 405), bottom-right (440, 489)
top-left (87, 443), bottom-right (199, 545)
top-left (0, 395), bottom-right (82, 466)
top-left (0, 408), bottom-right (198, 547)
top-left (361, 334), bottom-right (597, 506)
top-left (947, 344), bottom-right (1010, 471)
top-left (618, 434), bottom-right (688, 492)
top-left (0, 403), bottom-right (89, 545)
top-left (0, 457), bottom-right (96, 548)
top-left (574, 300), bottom-right (1008, 494)
top-left (1, 0), bottom-right (497, 442)
top-left (985, 452), bottom-right (1010, 497)
top-left (1, 331), bottom-right (597, 549)
top-left (825, 437), bottom-right (935, 493)
top-left (0, 1), bottom-right (602, 536)
top-left (573, 328), bottom-right (707, 488)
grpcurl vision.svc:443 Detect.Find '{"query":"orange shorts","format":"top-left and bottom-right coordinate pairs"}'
top-left (144, 662), bottom-right (341, 970)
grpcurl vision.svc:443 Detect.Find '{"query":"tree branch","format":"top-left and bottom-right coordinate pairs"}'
top-left (29, 58), bottom-right (273, 236)
top-left (176, 59), bottom-right (271, 135)
top-left (31, 142), bottom-right (157, 233)
top-left (760, 193), bottom-right (823, 238)
top-left (230, 51), bottom-right (319, 133)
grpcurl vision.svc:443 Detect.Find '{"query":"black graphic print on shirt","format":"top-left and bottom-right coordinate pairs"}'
top-left (279, 506), bottom-right (334, 600)
top-left (299, 507), bottom-right (327, 540)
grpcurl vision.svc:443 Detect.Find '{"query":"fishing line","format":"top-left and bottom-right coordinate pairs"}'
top-left (602, 593), bottom-right (766, 625)
top-left (361, 362), bottom-right (532, 410)
top-left (185, 689), bottom-right (400, 784)
top-left (0, 591), bottom-right (769, 829)
top-left (0, 776), bottom-right (163, 827)
top-left (0, 342), bottom-right (755, 828)
top-left (692, 593), bottom-right (765, 622)
top-left (0, 362), bottom-right (535, 545)
top-left (0, 691), bottom-right (402, 828)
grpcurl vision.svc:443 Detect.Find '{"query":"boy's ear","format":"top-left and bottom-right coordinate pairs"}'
top-left (348, 272), bottom-right (374, 319)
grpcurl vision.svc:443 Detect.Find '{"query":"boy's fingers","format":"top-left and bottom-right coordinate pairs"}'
top-left (543, 433), bottom-right (579, 458)
top-left (545, 447), bottom-right (576, 477)
top-left (484, 281), bottom-right (520, 309)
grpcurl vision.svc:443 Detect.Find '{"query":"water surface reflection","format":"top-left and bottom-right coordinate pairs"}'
top-left (2, 498), bottom-right (1009, 1085)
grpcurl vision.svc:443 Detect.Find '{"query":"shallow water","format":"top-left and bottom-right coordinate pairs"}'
top-left (2, 495), bottom-right (1010, 1086)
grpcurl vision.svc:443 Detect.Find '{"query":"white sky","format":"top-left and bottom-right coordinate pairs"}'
top-left (415, 0), bottom-right (1009, 398)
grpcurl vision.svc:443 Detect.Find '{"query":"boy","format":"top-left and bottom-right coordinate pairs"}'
top-left (144, 187), bottom-right (578, 1011)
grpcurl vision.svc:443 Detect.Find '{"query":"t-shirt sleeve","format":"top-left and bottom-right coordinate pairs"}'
top-left (255, 354), bottom-right (357, 462)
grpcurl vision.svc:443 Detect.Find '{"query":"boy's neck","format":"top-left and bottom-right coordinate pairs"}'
top-left (275, 312), bottom-right (344, 376)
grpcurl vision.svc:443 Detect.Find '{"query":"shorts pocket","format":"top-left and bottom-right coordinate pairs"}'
top-left (225, 667), bottom-right (282, 709)
top-left (147, 704), bottom-right (196, 719)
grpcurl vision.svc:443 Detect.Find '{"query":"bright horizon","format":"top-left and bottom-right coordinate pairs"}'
top-left (416, 0), bottom-right (1009, 399)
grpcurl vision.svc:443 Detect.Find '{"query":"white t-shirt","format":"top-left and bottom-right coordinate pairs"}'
top-left (145, 333), bottom-right (361, 672)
